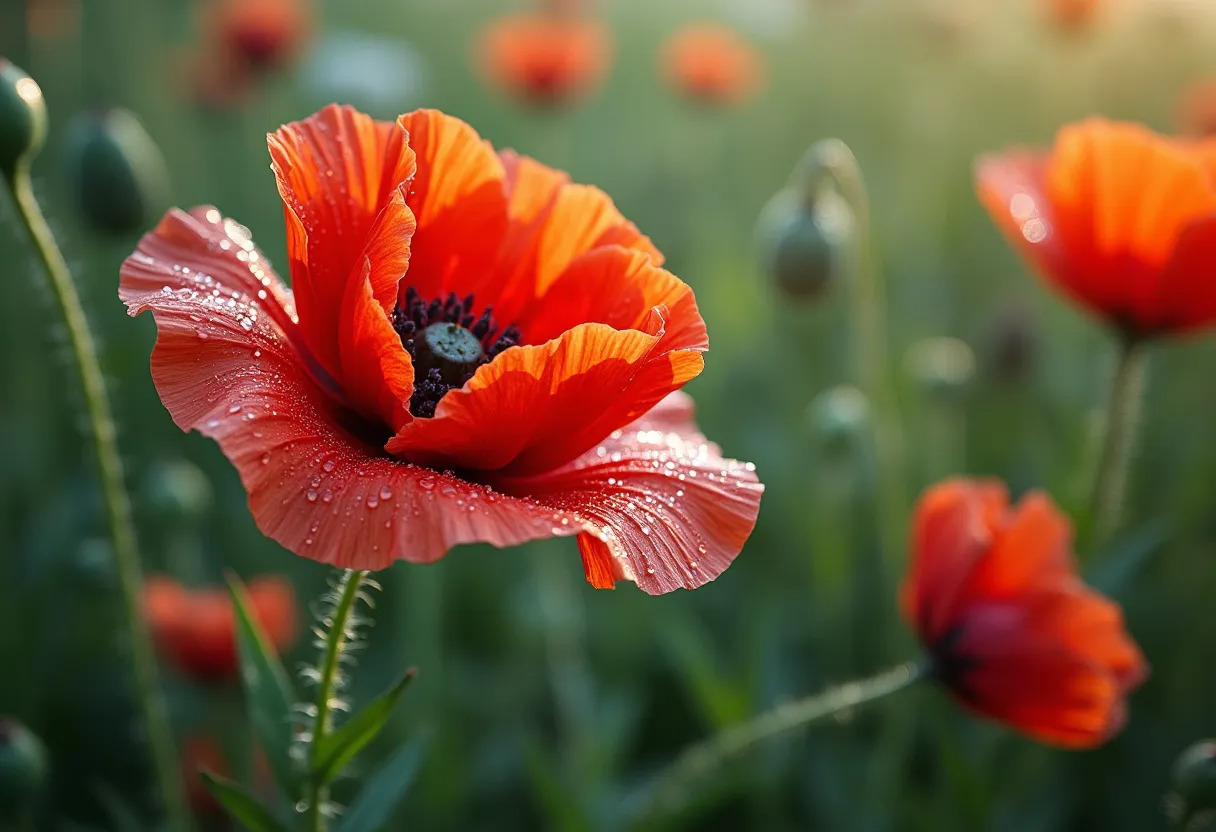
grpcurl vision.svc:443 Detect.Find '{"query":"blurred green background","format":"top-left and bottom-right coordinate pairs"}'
top-left (4, 0), bottom-right (1216, 829)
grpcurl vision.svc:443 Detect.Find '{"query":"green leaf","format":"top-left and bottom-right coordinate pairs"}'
top-left (200, 771), bottom-right (290, 832)
top-left (313, 668), bottom-right (416, 786)
top-left (226, 572), bottom-right (299, 798)
top-left (336, 739), bottom-right (426, 832)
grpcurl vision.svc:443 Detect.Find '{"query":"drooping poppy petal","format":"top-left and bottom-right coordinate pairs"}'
top-left (977, 118), bottom-right (1216, 338)
top-left (902, 479), bottom-right (1147, 748)
top-left (268, 104), bottom-right (416, 379)
top-left (386, 319), bottom-right (704, 476)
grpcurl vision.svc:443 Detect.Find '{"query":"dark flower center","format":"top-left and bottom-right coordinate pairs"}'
top-left (391, 287), bottom-right (522, 418)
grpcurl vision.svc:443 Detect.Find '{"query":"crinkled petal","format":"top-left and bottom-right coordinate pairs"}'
top-left (386, 320), bottom-right (704, 476)
top-left (269, 104), bottom-right (415, 381)
top-left (496, 392), bottom-right (763, 594)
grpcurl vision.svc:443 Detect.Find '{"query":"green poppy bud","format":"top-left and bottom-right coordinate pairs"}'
top-left (756, 184), bottom-right (850, 301)
top-left (806, 385), bottom-right (870, 460)
top-left (1169, 741), bottom-right (1216, 829)
top-left (0, 718), bottom-right (47, 818)
top-left (905, 337), bottom-right (975, 402)
top-left (65, 108), bottom-right (168, 235)
top-left (141, 459), bottom-right (213, 523)
top-left (0, 60), bottom-right (47, 179)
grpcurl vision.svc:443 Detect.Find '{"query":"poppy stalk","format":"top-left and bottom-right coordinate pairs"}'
top-left (0, 63), bottom-right (189, 831)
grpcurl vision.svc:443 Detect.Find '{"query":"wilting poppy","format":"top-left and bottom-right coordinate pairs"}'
top-left (660, 22), bottom-right (763, 107)
top-left (976, 118), bottom-right (1216, 340)
top-left (144, 575), bottom-right (297, 682)
top-left (902, 479), bottom-right (1147, 748)
top-left (1177, 78), bottom-right (1216, 138)
top-left (121, 105), bottom-right (762, 594)
top-left (477, 14), bottom-right (611, 108)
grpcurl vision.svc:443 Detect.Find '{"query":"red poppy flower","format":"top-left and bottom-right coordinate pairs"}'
top-left (976, 118), bottom-right (1216, 339)
top-left (180, 735), bottom-right (228, 815)
top-left (121, 105), bottom-right (762, 594)
top-left (144, 575), bottom-right (298, 682)
top-left (1041, 0), bottom-right (1102, 32)
top-left (1177, 78), bottom-right (1216, 138)
top-left (660, 22), bottom-right (763, 107)
top-left (477, 14), bottom-right (611, 108)
top-left (901, 479), bottom-right (1147, 748)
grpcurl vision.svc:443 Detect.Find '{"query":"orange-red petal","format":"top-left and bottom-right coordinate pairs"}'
top-left (385, 319), bottom-right (704, 476)
top-left (268, 104), bottom-right (416, 383)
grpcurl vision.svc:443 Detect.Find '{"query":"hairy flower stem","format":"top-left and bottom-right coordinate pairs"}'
top-left (637, 661), bottom-right (926, 820)
top-left (797, 141), bottom-right (906, 574)
top-left (2, 170), bottom-right (189, 831)
top-left (1089, 333), bottom-right (1149, 551)
top-left (307, 569), bottom-right (369, 832)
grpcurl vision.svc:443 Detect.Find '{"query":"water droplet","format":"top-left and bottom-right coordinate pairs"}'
top-left (379, 486), bottom-right (393, 500)
top-left (260, 453), bottom-right (271, 465)
top-left (322, 459), bottom-right (335, 473)
top-left (306, 490), bottom-right (318, 502)
top-left (366, 496), bottom-right (379, 509)
top-left (322, 491), bottom-right (333, 503)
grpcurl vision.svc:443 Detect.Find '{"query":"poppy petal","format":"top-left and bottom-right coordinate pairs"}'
top-left (386, 320), bottom-right (704, 476)
top-left (395, 109), bottom-right (509, 299)
top-left (516, 246), bottom-right (707, 352)
top-left (951, 586), bottom-right (1145, 748)
top-left (1153, 215), bottom-right (1216, 334)
top-left (269, 104), bottom-right (416, 380)
top-left (487, 155), bottom-right (663, 325)
top-left (498, 391), bottom-right (763, 594)
top-left (335, 186), bottom-right (416, 430)
top-left (963, 490), bottom-right (1075, 600)
top-left (901, 479), bottom-right (1006, 644)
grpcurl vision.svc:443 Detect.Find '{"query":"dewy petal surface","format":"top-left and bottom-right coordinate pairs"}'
top-left (268, 103), bottom-right (416, 381)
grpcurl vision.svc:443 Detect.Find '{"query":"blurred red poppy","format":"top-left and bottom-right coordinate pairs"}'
top-left (121, 105), bottom-right (762, 594)
top-left (1177, 78), bottom-right (1216, 138)
top-left (1041, 0), bottom-right (1101, 32)
top-left (660, 22), bottom-right (763, 107)
top-left (145, 575), bottom-right (297, 682)
top-left (477, 14), bottom-right (611, 108)
top-left (180, 735), bottom-right (228, 815)
top-left (185, 0), bottom-right (311, 107)
top-left (902, 479), bottom-right (1147, 748)
top-left (977, 118), bottom-right (1216, 339)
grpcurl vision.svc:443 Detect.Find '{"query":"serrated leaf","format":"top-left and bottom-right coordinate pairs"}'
top-left (227, 572), bottom-right (299, 798)
top-left (313, 668), bottom-right (416, 786)
top-left (336, 739), bottom-right (426, 832)
top-left (200, 771), bottom-right (289, 832)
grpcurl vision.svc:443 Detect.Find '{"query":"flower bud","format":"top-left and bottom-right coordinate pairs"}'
top-left (0, 60), bottom-right (47, 178)
top-left (905, 337), bottom-right (975, 402)
top-left (1169, 741), bottom-right (1216, 829)
top-left (756, 184), bottom-right (850, 301)
top-left (984, 303), bottom-right (1039, 384)
top-left (64, 108), bottom-right (168, 235)
top-left (141, 459), bottom-right (214, 523)
top-left (0, 718), bottom-right (47, 817)
top-left (806, 385), bottom-right (870, 461)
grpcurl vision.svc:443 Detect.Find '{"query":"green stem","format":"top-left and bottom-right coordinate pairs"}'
top-left (1089, 334), bottom-right (1148, 550)
top-left (2, 169), bottom-right (190, 831)
top-left (307, 569), bottom-right (369, 832)
top-left (637, 661), bottom-right (926, 820)
top-left (797, 142), bottom-right (906, 572)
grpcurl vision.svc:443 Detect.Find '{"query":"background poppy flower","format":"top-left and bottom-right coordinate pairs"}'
top-left (477, 14), bottom-right (611, 108)
top-left (1041, 0), bottom-right (1102, 33)
top-left (660, 22), bottom-right (763, 107)
top-left (977, 118), bottom-right (1216, 339)
top-left (144, 575), bottom-right (297, 682)
top-left (120, 105), bottom-right (762, 594)
top-left (1177, 78), bottom-right (1216, 138)
top-left (902, 479), bottom-right (1147, 748)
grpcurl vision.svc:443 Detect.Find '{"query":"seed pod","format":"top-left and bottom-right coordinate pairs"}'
top-left (141, 459), bottom-right (214, 524)
top-left (1169, 741), bottom-right (1216, 829)
top-left (64, 108), bottom-right (168, 235)
top-left (0, 718), bottom-right (47, 818)
top-left (806, 385), bottom-right (870, 461)
top-left (905, 337), bottom-right (975, 402)
top-left (0, 60), bottom-right (47, 179)
top-left (756, 184), bottom-right (850, 301)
